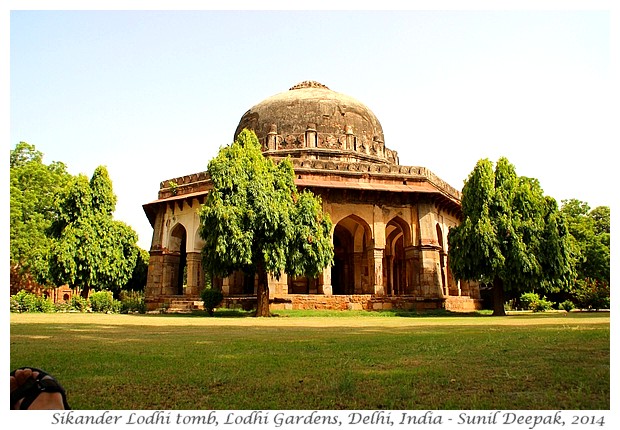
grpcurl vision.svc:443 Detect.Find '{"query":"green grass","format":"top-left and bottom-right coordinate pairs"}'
top-left (10, 311), bottom-right (609, 410)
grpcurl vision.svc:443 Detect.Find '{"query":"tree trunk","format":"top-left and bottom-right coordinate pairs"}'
top-left (81, 286), bottom-right (90, 300)
top-left (492, 277), bottom-right (507, 316)
top-left (255, 265), bottom-right (270, 317)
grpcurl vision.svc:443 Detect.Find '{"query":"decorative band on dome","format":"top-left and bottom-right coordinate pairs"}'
top-left (289, 81), bottom-right (330, 91)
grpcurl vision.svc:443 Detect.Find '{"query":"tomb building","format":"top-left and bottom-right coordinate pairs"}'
top-left (142, 81), bottom-right (481, 312)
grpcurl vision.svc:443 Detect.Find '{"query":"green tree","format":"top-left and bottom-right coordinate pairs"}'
top-left (10, 142), bottom-right (70, 287)
top-left (199, 129), bottom-right (334, 317)
top-left (448, 157), bottom-right (574, 316)
top-left (49, 166), bottom-right (139, 298)
top-left (560, 199), bottom-right (610, 304)
top-left (122, 247), bottom-right (150, 293)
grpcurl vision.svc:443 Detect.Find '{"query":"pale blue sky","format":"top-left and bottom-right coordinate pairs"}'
top-left (7, 4), bottom-right (616, 250)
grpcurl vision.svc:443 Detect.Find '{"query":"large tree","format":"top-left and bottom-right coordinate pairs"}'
top-left (560, 199), bottom-right (610, 283)
top-left (199, 129), bottom-right (334, 316)
top-left (10, 142), bottom-right (71, 288)
top-left (448, 157), bottom-right (574, 315)
top-left (49, 166), bottom-right (139, 298)
top-left (122, 247), bottom-right (150, 293)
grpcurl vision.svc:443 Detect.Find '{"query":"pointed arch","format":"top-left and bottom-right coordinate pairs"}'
top-left (332, 215), bottom-right (373, 295)
top-left (385, 216), bottom-right (412, 296)
top-left (169, 223), bottom-right (187, 295)
top-left (387, 216), bottom-right (412, 248)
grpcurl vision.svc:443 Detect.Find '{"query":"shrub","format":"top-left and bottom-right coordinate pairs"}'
top-left (560, 300), bottom-right (575, 312)
top-left (573, 279), bottom-right (610, 310)
top-left (11, 290), bottom-right (38, 312)
top-left (70, 295), bottom-right (90, 312)
top-left (120, 290), bottom-right (146, 314)
top-left (201, 288), bottom-right (224, 316)
top-left (10, 290), bottom-right (55, 313)
top-left (37, 296), bottom-right (56, 313)
top-left (10, 296), bottom-right (20, 313)
top-left (519, 292), bottom-right (539, 311)
top-left (519, 292), bottom-right (554, 312)
top-left (532, 296), bottom-right (554, 312)
top-left (89, 290), bottom-right (121, 313)
top-left (54, 302), bottom-right (71, 313)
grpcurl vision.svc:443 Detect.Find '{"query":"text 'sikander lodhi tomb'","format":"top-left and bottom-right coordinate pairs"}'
top-left (142, 81), bottom-right (481, 312)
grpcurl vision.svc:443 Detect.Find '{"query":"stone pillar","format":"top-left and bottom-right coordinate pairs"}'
top-left (144, 249), bottom-right (164, 310)
top-left (439, 251), bottom-right (448, 296)
top-left (267, 124), bottom-right (278, 150)
top-left (345, 125), bottom-right (355, 151)
top-left (221, 276), bottom-right (231, 296)
top-left (446, 256), bottom-right (460, 296)
top-left (353, 252), bottom-right (363, 294)
top-left (268, 272), bottom-right (288, 297)
top-left (386, 254), bottom-right (394, 296)
top-left (419, 246), bottom-right (443, 298)
top-left (305, 124), bottom-right (317, 148)
top-left (456, 280), bottom-right (462, 297)
top-left (185, 252), bottom-right (203, 296)
top-left (319, 265), bottom-right (332, 295)
top-left (161, 252), bottom-right (181, 295)
top-left (372, 248), bottom-right (385, 296)
top-left (404, 246), bottom-right (418, 295)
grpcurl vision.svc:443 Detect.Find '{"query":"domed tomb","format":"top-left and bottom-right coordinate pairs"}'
top-left (234, 81), bottom-right (399, 165)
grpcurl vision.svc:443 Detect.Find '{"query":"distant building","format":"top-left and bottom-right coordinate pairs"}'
top-left (142, 82), bottom-right (481, 312)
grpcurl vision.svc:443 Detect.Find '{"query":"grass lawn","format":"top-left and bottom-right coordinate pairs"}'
top-left (10, 310), bottom-right (609, 410)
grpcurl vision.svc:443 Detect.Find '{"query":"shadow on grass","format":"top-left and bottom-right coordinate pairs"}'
top-left (138, 309), bottom-right (257, 318)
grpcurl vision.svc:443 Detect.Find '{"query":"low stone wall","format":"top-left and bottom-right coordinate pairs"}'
top-left (270, 294), bottom-right (482, 313)
top-left (150, 294), bottom-right (483, 313)
top-left (443, 296), bottom-right (484, 312)
top-left (285, 294), bottom-right (373, 311)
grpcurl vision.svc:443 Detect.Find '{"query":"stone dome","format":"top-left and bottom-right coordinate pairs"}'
top-left (234, 81), bottom-right (398, 165)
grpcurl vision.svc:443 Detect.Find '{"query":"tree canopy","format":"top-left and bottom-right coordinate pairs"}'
top-left (11, 142), bottom-right (151, 296)
top-left (448, 157), bottom-right (574, 315)
top-left (560, 199), bottom-right (610, 284)
top-left (199, 129), bottom-right (334, 316)
top-left (48, 166), bottom-right (139, 297)
top-left (10, 142), bottom-right (71, 286)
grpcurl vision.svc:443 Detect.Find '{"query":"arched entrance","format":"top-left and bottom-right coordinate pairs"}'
top-left (332, 215), bottom-right (372, 295)
top-left (169, 224), bottom-right (187, 295)
top-left (332, 224), bottom-right (353, 295)
top-left (385, 217), bottom-right (411, 296)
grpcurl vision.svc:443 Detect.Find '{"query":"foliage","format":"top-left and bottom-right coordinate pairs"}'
top-left (89, 290), bottom-right (121, 313)
top-left (572, 279), bottom-right (610, 311)
top-left (119, 291), bottom-right (147, 314)
top-left (199, 129), bottom-right (334, 316)
top-left (519, 292), bottom-right (554, 312)
top-left (10, 142), bottom-right (71, 286)
top-left (200, 288), bottom-right (224, 316)
top-left (70, 295), bottom-right (90, 312)
top-left (560, 300), bottom-right (575, 312)
top-left (560, 199), bottom-right (610, 283)
top-left (10, 289), bottom-right (55, 313)
top-left (448, 157), bottom-right (574, 315)
top-left (123, 247), bottom-right (150, 292)
top-left (10, 143), bottom-right (144, 298)
top-left (49, 166), bottom-right (139, 297)
top-left (559, 200), bottom-right (610, 310)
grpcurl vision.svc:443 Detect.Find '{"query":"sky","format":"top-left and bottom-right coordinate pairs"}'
top-left (2, 1), bottom-right (618, 423)
top-left (5, 1), bottom-right (618, 251)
